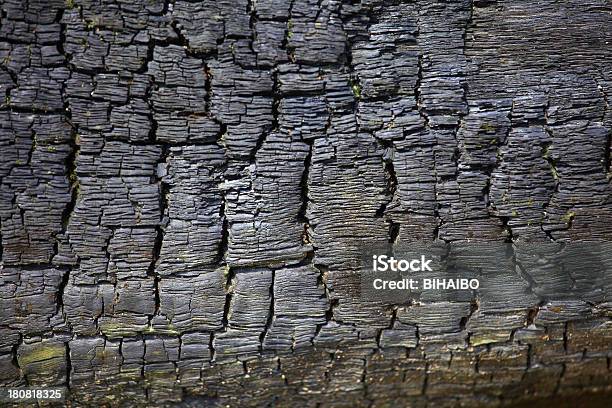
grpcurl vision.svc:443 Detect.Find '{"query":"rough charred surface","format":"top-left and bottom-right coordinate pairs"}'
top-left (0, 0), bottom-right (611, 406)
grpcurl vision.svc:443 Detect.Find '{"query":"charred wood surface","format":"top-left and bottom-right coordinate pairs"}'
top-left (0, 0), bottom-right (611, 406)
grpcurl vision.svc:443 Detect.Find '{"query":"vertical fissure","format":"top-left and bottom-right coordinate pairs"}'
top-left (259, 269), bottom-right (275, 352)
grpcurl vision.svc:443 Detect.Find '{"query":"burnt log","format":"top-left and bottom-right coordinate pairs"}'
top-left (0, 0), bottom-right (611, 406)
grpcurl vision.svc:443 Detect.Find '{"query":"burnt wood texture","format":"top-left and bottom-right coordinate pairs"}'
top-left (0, 0), bottom-right (611, 406)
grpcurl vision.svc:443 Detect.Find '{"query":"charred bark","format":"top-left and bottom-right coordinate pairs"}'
top-left (0, 0), bottom-right (611, 406)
